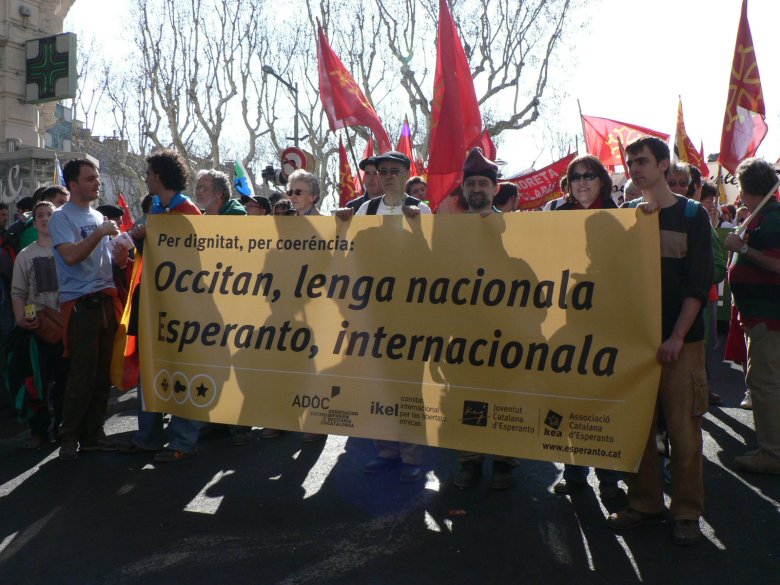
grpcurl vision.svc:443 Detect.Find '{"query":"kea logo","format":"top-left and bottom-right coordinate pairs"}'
top-left (544, 410), bottom-right (563, 437)
top-left (461, 401), bottom-right (488, 427)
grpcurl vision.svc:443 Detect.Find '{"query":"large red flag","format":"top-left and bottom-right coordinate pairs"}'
top-left (316, 25), bottom-right (391, 153)
top-left (581, 115), bottom-right (669, 167)
top-left (353, 139), bottom-right (374, 194)
top-left (395, 118), bottom-right (420, 176)
top-left (478, 129), bottom-right (497, 162)
top-left (426, 0), bottom-right (483, 210)
top-left (718, 0), bottom-right (767, 174)
top-left (116, 193), bottom-right (135, 232)
top-left (675, 98), bottom-right (709, 178)
top-left (506, 153), bottom-right (576, 210)
top-left (338, 137), bottom-right (357, 207)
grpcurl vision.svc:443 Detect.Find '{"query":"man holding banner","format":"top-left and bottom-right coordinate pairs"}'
top-left (610, 137), bottom-right (712, 546)
top-left (724, 158), bottom-right (780, 475)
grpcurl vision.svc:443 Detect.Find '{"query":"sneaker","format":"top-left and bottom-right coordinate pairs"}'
top-left (154, 449), bottom-right (196, 463)
top-left (363, 456), bottom-right (400, 474)
top-left (400, 463), bottom-right (423, 482)
top-left (673, 519), bottom-right (702, 546)
top-left (260, 428), bottom-right (283, 439)
top-left (490, 461), bottom-right (514, 490)
top-left (301, 433), bottom-right (326, 443)
top-left (740, 390), bottom-right (752, 410)
top-left (79, 437), bottom-right (118, 452)
top-left (23, 433), bottom-right (46, 450)
top-left (734, 451), bottom-right (780, 475)
top-left (599, 482), bottom-right (625, 500)
top-left (607, 508), bottom-right (664, 530)
top-left (59, 441), bottom-right (78, 461)
top-left (453, 461), bottom-right (482, 489)
top-left (553, 478), bottom-right (585, 495)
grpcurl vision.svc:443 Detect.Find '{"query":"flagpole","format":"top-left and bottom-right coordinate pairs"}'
top-left (345, 129), bottom-right (365, 193)
top-left (577, 99), bottom-right (588, 154)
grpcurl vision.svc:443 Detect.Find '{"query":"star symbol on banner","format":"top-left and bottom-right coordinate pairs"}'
top-left (196, 383), bottom-right (208, 398)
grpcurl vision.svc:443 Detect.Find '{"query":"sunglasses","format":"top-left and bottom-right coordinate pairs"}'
top-left (286, 188), bottom-right (308, 196)
top-left (570, 172), bottom-right (598, 182)
top-left (378, 168), bottom-right (404, 176)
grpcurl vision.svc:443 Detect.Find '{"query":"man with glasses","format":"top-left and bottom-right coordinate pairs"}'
top-left (355, 151), bottom-right (431, 217)
top-left (666, 162), bottom-right (691, 196)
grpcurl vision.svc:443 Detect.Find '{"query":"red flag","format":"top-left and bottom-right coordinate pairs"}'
top-left (395, 118), bottom-right (420, 176)
top-left (506, 153), bottom-right (576, 210)
top-left (718, 0), bottom-right (767, 174)
top-left (616, 137), bottom-right (630, 179)
top-left (316, 25), bottom-right (391, 153)
top-left (478, 129), bottom-right (497, 161)
top-left (426, 0), bottom-right (483, 210)
top-left (675, 98), bottom-right (709, 178)
top-left (581, 115), bottom-right (669, 167)
top-left (338, 137), bottom-right (356, 207)
top-left (353, 139), bottom-right (374, 194)
top-left (116, 193), bottom-right (135, 232)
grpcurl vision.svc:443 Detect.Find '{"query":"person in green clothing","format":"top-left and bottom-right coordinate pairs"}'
top-left (18, 186), bottom-right (70, 250)
top-left (195, 170), bottom-right (247, 216)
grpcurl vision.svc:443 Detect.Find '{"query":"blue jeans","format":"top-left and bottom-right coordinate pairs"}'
top-left (133, 381), bottom-right (202, 453)
top-left (562, 464), bottom-right (621, 485)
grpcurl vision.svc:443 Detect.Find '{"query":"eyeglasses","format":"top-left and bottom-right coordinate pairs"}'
top-left (667, 180), bottom-right (689, 188)
top-left (570, 172), bottom-right (598, 182)
top-left (286, 188), bottom-right (308, 196)
top-left (378, 168), bottom-right (404, 176)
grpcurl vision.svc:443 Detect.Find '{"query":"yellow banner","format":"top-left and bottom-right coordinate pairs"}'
top-left (140, 211), bottom-right (661, 471)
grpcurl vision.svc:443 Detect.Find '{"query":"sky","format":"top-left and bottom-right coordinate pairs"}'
top-left (64, 0), bottom-right (780, 175)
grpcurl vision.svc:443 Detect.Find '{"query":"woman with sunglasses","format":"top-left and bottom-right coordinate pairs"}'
top-left (556, 154), bottom-right (617, 211)
top-left (550, 154), bottom-right (623, 499)
top-left (286, 169), bottom-right (323, 216)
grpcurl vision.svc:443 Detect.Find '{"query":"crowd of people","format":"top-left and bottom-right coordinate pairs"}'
top-left (0, 136), bottom-right (778, 548)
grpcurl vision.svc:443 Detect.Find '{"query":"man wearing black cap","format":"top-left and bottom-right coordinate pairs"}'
top-left (355, 151), bottom-right (431, 216)
top-left (345, 156), bottom-right (384, 211)
top-left (452, 147), bottom-right (519, 490)
top-left (240, 195), bottom-right (271, 216)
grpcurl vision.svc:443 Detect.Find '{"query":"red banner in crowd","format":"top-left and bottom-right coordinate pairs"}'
top-left (117, 193), bottom-right (135, 232)
top-left (507, 153), bottom-right (576, 210)
top-left (426, 0), bottom-right (483, 210)
top-left (718, 0), bottom-right (767, 174)
top-left (676, 98), bottom-right (709, 178)
top-left (316, 25), bottom-right (391, 153)
top-left (338, 137), bottom-right (356, 207)
top-left (582, 115), bottom-right (669, 167)
top-left (396, 118), bottom-right (420, 177)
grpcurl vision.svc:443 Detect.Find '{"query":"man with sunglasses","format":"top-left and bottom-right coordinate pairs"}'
top-left (355, 152), bottom-right (431, 217)
top-left (666, 161), bottom-right (691, 197)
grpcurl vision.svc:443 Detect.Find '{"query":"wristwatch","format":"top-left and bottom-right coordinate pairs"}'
top-left (739, 242), bottom-right (749, 255)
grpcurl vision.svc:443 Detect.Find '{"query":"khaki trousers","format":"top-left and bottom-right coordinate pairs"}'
top-left (627, 341), bottom-right (706, 520)
top-left (745, 323), bottom-right (780, 461)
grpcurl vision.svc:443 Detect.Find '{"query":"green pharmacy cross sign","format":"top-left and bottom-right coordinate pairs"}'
top-left (25, 33), bottom-right (77, 104)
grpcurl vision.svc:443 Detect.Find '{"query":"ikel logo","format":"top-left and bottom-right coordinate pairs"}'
top-left (461, 401), bottom-right (488, 427)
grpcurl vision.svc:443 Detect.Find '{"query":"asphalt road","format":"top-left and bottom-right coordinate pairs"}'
top-left (0, 350), bottom-right (778, 585)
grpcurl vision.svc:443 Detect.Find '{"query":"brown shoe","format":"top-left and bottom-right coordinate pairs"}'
top-left (673, 519), bottom-right (702, 546)
top-left (735, 451), bottom-right (780, 475)
top-left (607, 508), bottom-right (664, 530)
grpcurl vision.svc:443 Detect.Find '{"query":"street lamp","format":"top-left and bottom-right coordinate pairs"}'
top-left (262, 65), bottom-right (300, 147)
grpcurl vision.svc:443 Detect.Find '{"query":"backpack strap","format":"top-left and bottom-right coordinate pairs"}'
top-left (684, 197), bottom-right (699, 219)
top-left (404, 196), bottom-right (422, 207)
